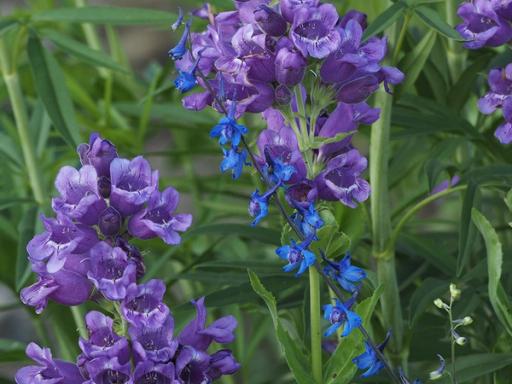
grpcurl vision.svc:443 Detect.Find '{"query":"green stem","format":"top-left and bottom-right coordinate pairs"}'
top-left (448, 298), bottom-right (457, 384)
top-left (71, 306), bottom-right (87, 339)
top-left (392, 12), bottom-right (411, 65)
top-left (445, 0), bottom-right (465, 83)
top-left (309, 267), bottom-right (322, 384)
top-left (370, 89), bottom-right (403, 356)
top-left (0, 39), bottom-right (45, 205)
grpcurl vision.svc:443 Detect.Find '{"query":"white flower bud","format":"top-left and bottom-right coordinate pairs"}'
top-left (450, 283), bottom-right (461, 300)
top-left (434, 298), bottom-right (445, 309)
top-left (455, 336), bottom-right (467, 346)
top-left (462, 316), bottom-right (473, 325)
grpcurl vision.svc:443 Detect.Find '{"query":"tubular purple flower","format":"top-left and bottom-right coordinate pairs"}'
top-left (21, 253), bottom-right (92, 313)
top-left (315, 149), bottom-right (370, 208)
top-left (109, 156), bottom-right (159, 216)
top-left (285, 180), bottom-right (318, 209)
top-left (206, 350), bottom-right (241, 381)
top-left (27, 213), bottom-right (98, 273)
top-left (182, 91), bottom-right (213, 111)
top-left (339, 10), bottom-right (367, 30)
top-left (77, 133), bottom-right (118, 179)
top-left (83, 357), bottom-right (131, 384)
top-left (456, 0), bottom-right (512, 49)
top-left (121, 279), bottom-right (170, 328)
top-left (87, 242), bottom-right (137, 301)
top-left (275, 46), bottom-right (307, 86)
top-left (15, 343), bottom-right (83, 384)
top-left (128, 187), bottom-right (192, 245)
top-left (129, 315), bottom-right (178, 364)
top-left (133, 361), bottom-right (176, 384)
top-left (291, 3), bottom-right (341, 59)
top-left (78, 311), bottom-right (131, 364)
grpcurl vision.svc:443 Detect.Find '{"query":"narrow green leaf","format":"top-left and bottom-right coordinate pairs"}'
top-left (0, 19), bottom-right (17, 35)
top-left (248, 270), bottom-right (315, 384)
top-left (189, 223), bottom-right (281, 245)
top-left (33, 6), bottom-right (176, 25)
top-left (324, 286), bottom-right (383, 384)
top-left (0, 197), bottom-right (34, 211)
top-left (437, 353), bottom-right (512, 383)
top-left (409, 278), bottom-right (448, 326)
top-left (309, 131), bottom-right (356, 150)
top-left (362, 1), bottom-right (407, 42)
top-left (472, 208), bottom-right (512, 336)
top-left (16, 206), bottom-right (38, 292)
top-left (43, 31), bottom-right (127, 72)
top-left (0, 132), bottom-right (22, 166)
top-left (415, 6), bottom-right (461, 39)
top-left (27, 34), bottom-right (80, 147)
top-left (399, 30), bottom-right (437, 95)
top-left (0, 339), bottom-right (26, 362)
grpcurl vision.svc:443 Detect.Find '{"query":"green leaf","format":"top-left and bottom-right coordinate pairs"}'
top-left (0, 132), bottom-right (22, 166)
top-left (437, 354), bottom-right (512, 383)
top-left (0, 18), bottom-right (17, 36)
top-left (308, 131), bottom-right (356, 150)
top-left (248, 270), bottom-right (315, 384)
top-left (0, 339), bottom-right (26, 362)
top-left (324, 286), bottom-right (383, 384)
top-left (408, 277), bottom-right (448, 326)
top-left (16, 206), bottom-right (38, 292)
top-left (472, 208), bottom-right (512, 336)
top-left (505, 188), bottom-right (512, 212)
top-left (399, 30), bottom-right (437, 95)
top-left (0, 197), bottom-right (34, 211)
top-left (33, 6), bottom-right (176, 25)
top-left (42, 31), bottom-right (127, 72)
top-left (363, 1), bottom-right (407, 42)
top-left (415, 6), bottom-right (461, 39)
top-left (27, 34), bottom-right (80, 148)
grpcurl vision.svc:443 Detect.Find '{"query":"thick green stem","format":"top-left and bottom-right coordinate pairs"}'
top-left (370, 89), bottom-right (403, 355)
top-left (445, 0), bottom-right (465, 82)
top-left (0, 39), bottom-right (45, 205)
top-left (71, 306), bottom-right (87, 339)
top-left (309, 267), bottom-right (322, 384)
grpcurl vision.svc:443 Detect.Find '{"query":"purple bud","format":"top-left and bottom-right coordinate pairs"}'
top-left (275, 84), bottom-right (292, 105)
top-left (275, 47), bottom-right (307, 86)
top-left (97, 176), bottom-right (112, 198)
top-left (115, 237), bottom-right (145, 278)
top-left (98, 207), bottom-right (122, 237)
top-left (339, 10), bottom-right (367, 30)
top-left (254, 5), bottom-right (287, 36)
top-left (77, 133), bottom-right (118, 178)
top-left (280, 0), bottom-right (319, 23)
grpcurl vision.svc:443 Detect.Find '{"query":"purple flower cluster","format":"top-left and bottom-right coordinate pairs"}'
top-left (17, 296), bottom-right (239, 383)
top-left (457, 0), bottom-right (512, 144)
top-left (20, 133), bottom-right (192, 313)
top-left (16, 134), bottom-right (240, 383)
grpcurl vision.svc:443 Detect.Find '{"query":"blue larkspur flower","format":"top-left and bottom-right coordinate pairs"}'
top-left (429, 354), bottom-right (446, 380)
top-left (292, 203), bottom-right (324, 237)
top-left (175, 70), bottom-right (197, 93)
top-left (323, 297), bottom-right (361, 337)
top-left (268, 157), bottom-right (296, 184)
top-left (210, 103), bottom-right (248, 147)
top-left (249, 183), bottom-right (281, 226)
top-left (169, 19), bottom-right (191, 60)
top-left (220, 147), bottom-right (247, 179)
top-left (276, 238), bottom-right (316, 276)
top-left (171, 7), bottom-right (184, 31)
top-left (324, 253), bottom-right (366, 293)
top-left (353, 332), bottom-right (390, 378)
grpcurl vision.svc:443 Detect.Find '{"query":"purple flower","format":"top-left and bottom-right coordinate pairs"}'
top-left (275, 46), bottom-right (307, 86)
top-left (205, 350), bottom-right (241, 381)
top-left (285, 180), bottom-right (318, 209)
top-left (182, 91), bottom-right (213, 111)
top-left (52, 165), bottom-right (106, 225)
top-left (133, 361), bottom-right (176, 384)
top-left (129, 315), bottom-right (178, 363)
top-left (83, 357), bottom-right (131, 384)
top-left (315, 149), bottom-right (370, 208)
top-left (122, 280), bottom-right (170, 328)
top-left (495, 121), bottom-right (512, 144)
top-left (324, 253), bottom-right (366, 293)
top-left (280, 0), bottom-right (319, 23)
top-left (323, 297), bottom-right (361, 337)
top-left (27, 213), bottom-right (97, 273)
top-left (78, 133), bottom-right (118, 179)
top-left (179, 297), bottom-right (237, 351)
top-left (115, 237), bottom-right (146, 279)
top-left (128, 187), bottom-right (192, 245)
top-left (78, 311), bottom-right (130, 364)
top-left (291, 3), bottom-right (341, 59)
top-left (254, 5), bottom-right (287, 36)
top-left (87, 242), bottom-right (137, 301)
top-left (339, 10), bottom-right (367, 30)
top-left (110, 156), bottom-right (159, 216)
top-left (21, 253), bottom-right (92, 313)
top-left (456, 0), bottom-right (512, 49)
top-left (15, 343), bottom-right (83, 384)
top-left (276, 238), bottom-right (316, 276)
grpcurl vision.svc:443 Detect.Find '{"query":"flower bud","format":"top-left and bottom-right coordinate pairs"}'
top-left (254, 5), bottom-right (287, 36)
top-left (429, 354), bottom-right (446, 380)
top-left (434, 298), bottom-right (445, 309)
top-left (462, 316), bottom-right (473, 325)
top-left (275, 84), bottom-right (292, 105)
top-left (455, 336), bottom-right (467, 346)
top-left (450, 283), bottom-right (461, 300)
top-left (98, 206), bottom-right (122, 236)
top-left (275, 47), bottom-right (307, 86)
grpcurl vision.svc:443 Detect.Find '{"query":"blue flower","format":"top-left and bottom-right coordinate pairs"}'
top-left (292, 203), bottom-right (324, 237)
top-left (276, 239), bottom-right (316, 276)
top-left (353, 332), bottom-right (390, 378)
top-left (210, 104), bottom-right (248, 147)
top-left (324, 253), bottom-right (366, 293)
top-left (220, 147), bottom-right (247, 179)
top-left (249, 191), bottom-right (269, 226)
top-left (268, 157), bottom-right (296, 184)
top-left (169, 19), bottom-right (191, 60)
top-left (171, 7), bottom-right (184, 31)
top-left (429, 354), bottom-right (445, 380)
top-left (174, 70), bottom-right (197, 93)
top-left (323, 298), bottom-right (361, 337)
top-left (399, 368), bottom-right (422, 384)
